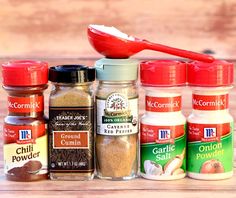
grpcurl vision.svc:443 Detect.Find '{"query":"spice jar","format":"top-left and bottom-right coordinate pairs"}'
top-left (95, 58), bottom-right (139, 180)
top-left (2, 60), bottom-right (48, 181)
top-left (140, 60), bottom-right (186, 180)
top-left (48, 65), bottom-right (95, 180)
top-left (187, 60), bottom-right (234, 180)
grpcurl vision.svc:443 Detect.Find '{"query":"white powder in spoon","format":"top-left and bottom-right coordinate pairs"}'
top-left (90, 24), bottom-right (135, 41)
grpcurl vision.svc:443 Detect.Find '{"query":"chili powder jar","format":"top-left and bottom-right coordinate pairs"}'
top-left (95, 58), bottom-right (139, 180)
top-left (2, 60), bottom-right (48, 181)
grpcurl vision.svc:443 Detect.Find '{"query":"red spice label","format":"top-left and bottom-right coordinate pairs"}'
top-left (3, 124), bottom-right (46, 144)
top-left (145, 96), bottom-right (181, 112)
top-left (8, 96), bottom-right (44, 113)
top-left (53, 131), bottom-right (89, 149)
top-left (187, 123), bottom-right (230, 142)
top-left (192, 94), bottom-right (228, 111)
top-left (141, 123), bottom-right (185, 144)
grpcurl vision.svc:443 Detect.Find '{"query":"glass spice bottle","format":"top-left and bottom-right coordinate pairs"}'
top-left (2, 60), bottom-right (48, 181)
top-left (95, 58), bottom-right (139, 180)
top-left (48, 65), bottom-right (95, 180)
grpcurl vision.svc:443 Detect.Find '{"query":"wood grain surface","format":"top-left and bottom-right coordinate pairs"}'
top-left (0, 0), bottom-right (236, 59)
top-left (0, 58), bottom-right (236, 197)
top-left (0, 171), bottom-right (236, 198)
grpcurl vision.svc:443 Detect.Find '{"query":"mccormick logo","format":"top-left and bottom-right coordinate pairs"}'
top-left (202, 127), bottom-right (219, 142)
top-left (7, 96), bottom-right (44, 113)
top-left (192, 94), bottom-right (228, 110)
top-left (156, 129), bottom-right (174, 144)
top-left (8, 101), bottom-right (41, 109)
top-left (19, 130), bottom-right (32, 140)
top-left (145, 96), bottom-right (181, 112)
top-left (158, 129), bottom-right (171, 140)
top-left (188, 123), bottom-right (227, 143)
top-left (17, 129), bottom-right (35, 144)
top-left (204, 128), bottom-right (216, 139)
top-left (141, 124), bottom-right (184, 144)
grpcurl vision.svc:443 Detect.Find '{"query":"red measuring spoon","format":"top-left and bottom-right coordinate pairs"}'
top-left (88, 25), bottom-right (214, 62)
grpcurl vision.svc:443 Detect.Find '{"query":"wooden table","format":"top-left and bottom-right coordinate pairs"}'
top-left (0, 58), bottom-right (236, 197)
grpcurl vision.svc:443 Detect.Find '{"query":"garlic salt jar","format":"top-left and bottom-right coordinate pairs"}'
top-left (187, 60), bottom-right (234, 180)
top-left (95, 58), bottom-right (139, 180)
top-left (140, 60), bottom-right (186, 180)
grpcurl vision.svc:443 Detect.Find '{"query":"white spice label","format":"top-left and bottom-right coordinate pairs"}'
top-left (96, 93), bottom-right (138, 136)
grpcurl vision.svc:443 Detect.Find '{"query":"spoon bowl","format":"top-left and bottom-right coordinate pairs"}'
top-left (88, 26), bottom-right (144, 58)
top-left (88, 25), bottom-right (214, 62)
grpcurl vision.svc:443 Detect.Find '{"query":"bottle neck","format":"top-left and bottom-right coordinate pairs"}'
top-left (52, 82), bottom-right (93, 87)
top-left (192, 109), bottom-right (229, 115)
top-left (52, 82), bottom-right (93, 92)
top-left (98, 80), bottom-right (136, 86)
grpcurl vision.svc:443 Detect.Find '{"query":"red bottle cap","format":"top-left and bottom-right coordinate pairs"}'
top-left (187, 60), bottom-right (234, 87)
top-left (2, 60), bottom-right (48, 86)
top-left (140, 60), bottom-right (186, 86)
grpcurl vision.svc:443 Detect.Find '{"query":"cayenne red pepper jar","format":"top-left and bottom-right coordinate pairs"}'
top-left (2, 60), bottom-right (48, 181)
top-left (187, 60), bottom-right (234, 180)
top-left (140, 60), bottom-right (186, 180)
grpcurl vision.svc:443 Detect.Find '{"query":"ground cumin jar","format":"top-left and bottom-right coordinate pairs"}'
top-left (140, 60), bottom-right (186, 180)
top-left (95, 58), bottom-right (139, 180)
top-left (48, 65), bottom-right (95, 180)
top-left (2, 60), bottom-right (48, 181)
top-left (187, 60), bottom-right (234, 180)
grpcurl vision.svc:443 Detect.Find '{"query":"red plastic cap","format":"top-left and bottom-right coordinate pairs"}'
top-left (2, 60), bottom-right (48, 86)
top-left (140, 60), bottom-right (186, 86)
top-left (187, 60), bottom-right (234, 86)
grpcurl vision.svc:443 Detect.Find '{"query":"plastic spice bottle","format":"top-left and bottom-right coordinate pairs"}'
top-left (48, 65), bottom-right (95, 180)
top-left (2, 60), bottom-right (48, 181)
top-left (187, 60), bottom-right (234, 180)
top-left (95, 58), bottom-right (139, 180)
top-left (140, 60), bottom-right (186, 180)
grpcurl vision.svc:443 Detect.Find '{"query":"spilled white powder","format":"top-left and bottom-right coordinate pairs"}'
top-left (90, 24), bottom-right (135, 41)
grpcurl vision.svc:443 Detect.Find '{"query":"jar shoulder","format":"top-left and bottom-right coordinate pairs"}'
top-left (96, 83), bottom-right (138, 99)
top-left (187, 111), bottom-right (234, 124)
top-left (4, 116), bottom-right (47, 125)
top-left (49, 85), bottom-right (94, 107)
top-left (141, 112), bottom-right (186, 126)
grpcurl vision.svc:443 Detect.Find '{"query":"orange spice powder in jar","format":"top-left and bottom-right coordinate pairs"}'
top-left (2, 60), bottom-right (48, 181)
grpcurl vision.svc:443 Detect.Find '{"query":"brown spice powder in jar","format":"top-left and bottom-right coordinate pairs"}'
top-left (95, 58), bottom-right (139, 180)
top-left (48, 65), bottom-right (95, 180)
top-left (49, 86), bottom-right (94, 179)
